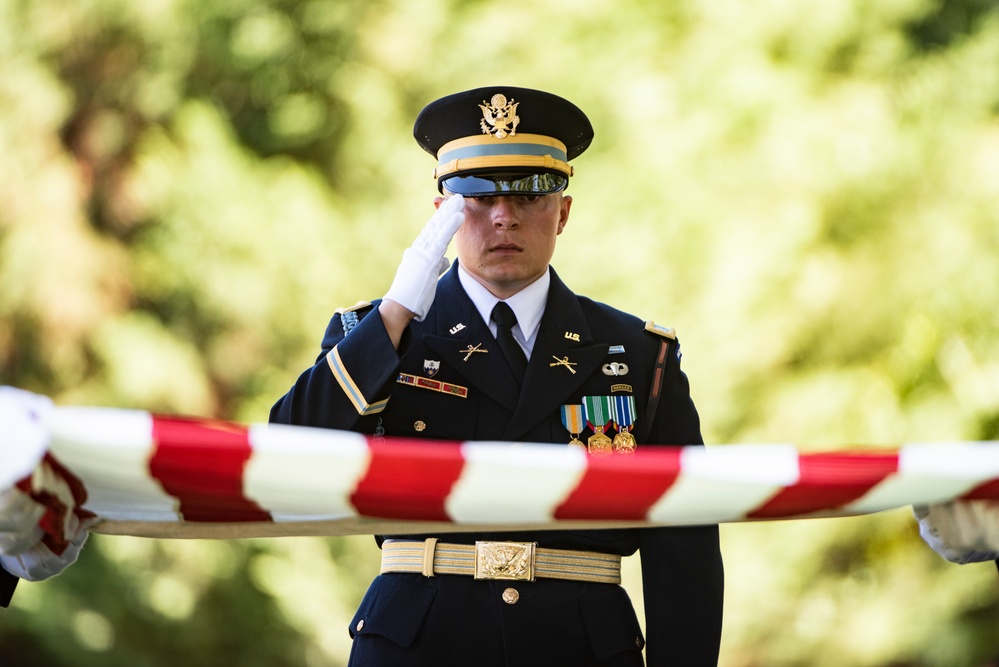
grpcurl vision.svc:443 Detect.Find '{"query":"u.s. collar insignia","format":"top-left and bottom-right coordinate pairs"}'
top-left (479, 94), bottom-right (520, 139)
top-left (424, 359), bottom-right (440, 377)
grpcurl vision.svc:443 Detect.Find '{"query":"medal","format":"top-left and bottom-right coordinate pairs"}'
top-left (611, 395), bottom-right (638, 454)
top-left (612, 430), bottom-right (637, 454)
top-left (582, 396), bottom-right (613, 456)
top-left (560, 404), bottom-right (586, 448)
top-left (587, 431), bottom-right (612, 455)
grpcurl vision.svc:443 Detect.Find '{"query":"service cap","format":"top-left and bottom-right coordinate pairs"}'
top-left (413, 86), bottom-right (593, 197)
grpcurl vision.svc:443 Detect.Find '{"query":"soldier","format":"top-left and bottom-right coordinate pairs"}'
top-left (271, 86), bottom-right (724, 666)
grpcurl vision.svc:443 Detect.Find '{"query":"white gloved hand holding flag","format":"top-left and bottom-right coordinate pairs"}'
top-left (914, 501), bottom-right (999, 564)
top-left (0, 387), bottom-right (92, 581)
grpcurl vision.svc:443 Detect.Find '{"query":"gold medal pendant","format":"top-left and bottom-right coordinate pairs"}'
top-left (582, 396), bottom-right (614, 456)
top-left (561, 405), bottom-right (586, 449)
top-left (587, 432), bottom-right (612, 456)
top-left (612, 430), bottom-right (637, 454)
top-left (608, 396), bottom-right (638, 454)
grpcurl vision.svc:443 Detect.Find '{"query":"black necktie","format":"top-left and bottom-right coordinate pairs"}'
top-left (491, 301), bottom-right (528, 383)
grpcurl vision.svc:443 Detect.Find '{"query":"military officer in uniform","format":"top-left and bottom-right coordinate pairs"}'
top-left (271, 86), bottom-right (724, 666)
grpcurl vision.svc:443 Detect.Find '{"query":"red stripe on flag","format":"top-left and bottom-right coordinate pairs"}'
top-left (554, 448), bottom-right (684, 520)
top-left (962, 478), bottom-right (999, 500)
top-left (748, 451), bottom-right (899, 519)
top-left (15, 454), bottom-right (96, 554)
top-left (350, 438), bottom-right (465, 521)
top-left (149, 416), bottom-right (271, 523)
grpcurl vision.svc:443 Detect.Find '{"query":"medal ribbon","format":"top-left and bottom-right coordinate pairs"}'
top-left (560, 405), bottom-right (585, 435)
top-left (582, 396), bottom-right (612, 435)
top-left (612, 395), bottom-right (636, 433)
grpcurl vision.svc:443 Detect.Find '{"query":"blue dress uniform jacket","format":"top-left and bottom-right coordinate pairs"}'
top-left (0, 567), bottom-right (16, 607)
top-left (271, 263), bottom-right (724, 666)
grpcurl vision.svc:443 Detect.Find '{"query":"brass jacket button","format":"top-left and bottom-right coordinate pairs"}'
top-left (501, 587), bottom-right (519, 604)
top-left (414, 420), bottom-right (427, 432)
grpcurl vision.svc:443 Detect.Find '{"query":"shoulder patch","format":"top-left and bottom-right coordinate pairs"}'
top-left (644, 320), bottom-right (676, 340)
top-left (335, 301), bottom-right (373, 315)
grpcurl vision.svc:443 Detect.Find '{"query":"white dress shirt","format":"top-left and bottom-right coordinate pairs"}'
top-left (457, 264), bottom-right (549, 359)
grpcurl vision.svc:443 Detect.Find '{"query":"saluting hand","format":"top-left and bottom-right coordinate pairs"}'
top-left (383, 194), bottom-right (465, 321)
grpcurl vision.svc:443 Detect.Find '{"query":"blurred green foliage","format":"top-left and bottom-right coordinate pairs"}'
top-left (1, 0), bottom-right (998, 664)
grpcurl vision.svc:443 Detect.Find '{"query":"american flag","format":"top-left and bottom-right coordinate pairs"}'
top-left (13, 405), bottom-right (999, 546)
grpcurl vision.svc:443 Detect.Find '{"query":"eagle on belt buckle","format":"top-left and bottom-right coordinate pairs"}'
top-left (474, 541), bottom-right (537, 582)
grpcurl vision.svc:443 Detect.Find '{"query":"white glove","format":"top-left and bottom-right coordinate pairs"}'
top-left (0, 386), bottom-right (92, 581)
top-left (0, 386), bottom-right (51, 488)
top-left (0, 486), bottom-right (45, 555)
top-left (384, 195), bottom-right (465, 321)
top-left (914, 501), bottom-right (999, 564)
top-left (0, 524), bottom-right (88, 581)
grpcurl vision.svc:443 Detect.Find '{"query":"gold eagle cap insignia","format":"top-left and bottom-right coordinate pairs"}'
top-left (479, 94), bottom-right (520, 139)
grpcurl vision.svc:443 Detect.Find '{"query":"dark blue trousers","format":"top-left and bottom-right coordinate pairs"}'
top-left (347, 573), bottom-right (646, 666)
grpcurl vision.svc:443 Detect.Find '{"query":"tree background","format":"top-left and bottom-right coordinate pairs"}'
top-left (2, 0), bottom-right (998, 664)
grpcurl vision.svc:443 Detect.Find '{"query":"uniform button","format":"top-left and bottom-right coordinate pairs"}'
top-left (501, 587), bottom-right (519, 604)
top-left (635, 636), bottom-right (645, 650)
top-left (414, 420), bottom-right (426, 432)
top-left (356, 619), bottom-right (365, 632)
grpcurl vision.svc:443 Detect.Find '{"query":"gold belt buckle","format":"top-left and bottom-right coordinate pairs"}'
top-left (474, 541), bottom-right (537, 582)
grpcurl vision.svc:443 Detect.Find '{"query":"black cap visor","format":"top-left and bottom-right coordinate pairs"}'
top-left (441, 171), bottom-right (568, 197)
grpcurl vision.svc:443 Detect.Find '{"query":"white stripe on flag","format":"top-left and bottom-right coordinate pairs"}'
top-left (648, 445), bottom-right (801, 524)
top-left (245, 424), bottom-right (370, 522)
top-left (847, 443), bottom-right (999, 514)
top-left (447, 442), bottom-right (588, 523)
top-left (46, 408), bottom-right (181, 522)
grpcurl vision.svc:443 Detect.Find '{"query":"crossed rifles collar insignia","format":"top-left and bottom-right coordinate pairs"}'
top-left (549, 355), bottom-right (577, 374)
top-left (463, 343), bottom-right (488, 362)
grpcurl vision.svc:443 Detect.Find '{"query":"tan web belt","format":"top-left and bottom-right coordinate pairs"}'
top-left (380, 539), bottom-right (622, 585)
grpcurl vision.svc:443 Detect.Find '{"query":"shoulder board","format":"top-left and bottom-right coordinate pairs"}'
top-left (335, 301), bottom-right (373, 315)
top-left (644, 320), bottom-right (676, 340)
